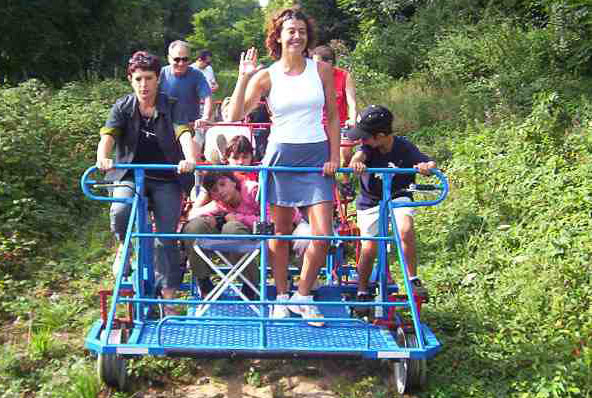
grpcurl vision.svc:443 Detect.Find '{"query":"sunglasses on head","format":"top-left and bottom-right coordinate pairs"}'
top-left (129, 53), bottom-right (153, 66)
top-left (172, 56), bottom-right (189, 63)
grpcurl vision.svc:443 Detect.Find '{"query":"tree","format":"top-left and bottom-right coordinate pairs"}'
top-left (265, 0), bottom-right (358, 46)
top-left (186, 0), bottom-right (265, 65)
top-left (0, 0), bottom-right (165, 84)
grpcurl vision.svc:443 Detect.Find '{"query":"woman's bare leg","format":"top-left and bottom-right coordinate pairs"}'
top-left (268, 205), bottom-right (294, 295)
top-left (298, 201), bottom-right (333, 295)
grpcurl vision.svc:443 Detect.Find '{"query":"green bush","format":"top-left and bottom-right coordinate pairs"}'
top-left (419, 19), bottom-right (568, 117)
top-left (0, 78), bottom-right (128, 278)
top-left (413, 101), bottom-right (592, 397)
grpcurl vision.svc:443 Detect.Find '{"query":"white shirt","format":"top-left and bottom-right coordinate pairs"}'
top-left (267, 58), bottom-right (326, 144)
top-left (193, 64), bottom-right (216, 89)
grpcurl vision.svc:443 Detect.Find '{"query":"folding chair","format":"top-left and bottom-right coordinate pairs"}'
top-left (192, 238), bottom-right (261, 317)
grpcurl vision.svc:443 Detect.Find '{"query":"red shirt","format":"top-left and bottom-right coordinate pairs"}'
top-left (235, 171), bottom-right (258, 183)
top-left (322, 67), bottom-right (349, 127)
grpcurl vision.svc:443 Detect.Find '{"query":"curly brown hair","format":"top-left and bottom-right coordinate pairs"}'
top-left (265, 7), bottom-right (317, 60)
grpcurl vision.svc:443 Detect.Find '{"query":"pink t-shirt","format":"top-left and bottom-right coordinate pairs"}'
top-left (191, 180), bottom-right (260, 229)
top-left (189, 180), bottom-right (302, 228)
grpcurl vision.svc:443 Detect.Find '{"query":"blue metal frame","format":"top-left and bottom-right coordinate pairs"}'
top-left (81, 164), bottom-right (448, 360)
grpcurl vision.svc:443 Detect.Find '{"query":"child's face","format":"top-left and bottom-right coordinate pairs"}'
top-left (209, 177), bottom-right (238, 203)
top-left (361, 133), bottom-right (383, 148)
top-left (228, 152), bottom-right (253, 166)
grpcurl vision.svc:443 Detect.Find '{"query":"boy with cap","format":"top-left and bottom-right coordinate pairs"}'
top-left (346, 105), bottom-right (435, 312)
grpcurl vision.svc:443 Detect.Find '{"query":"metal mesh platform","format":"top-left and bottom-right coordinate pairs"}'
top-left (137, 313), bottom-right (396, 352)
top-left (135, 289), bottom-right (401, 352)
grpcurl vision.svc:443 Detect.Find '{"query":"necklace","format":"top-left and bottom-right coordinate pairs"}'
top-left (139, 103), bottom-right (155, 119)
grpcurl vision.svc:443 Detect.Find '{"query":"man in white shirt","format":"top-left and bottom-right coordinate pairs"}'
top-left (193, 50), bottom-right (219, 92)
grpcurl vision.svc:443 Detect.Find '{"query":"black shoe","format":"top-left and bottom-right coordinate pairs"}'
top-left (351, 293), bottom-right (374, 318)
top-left (198, 278), bottom-right (214, 298)
top-left (410, 278), bottom-right (429, 303)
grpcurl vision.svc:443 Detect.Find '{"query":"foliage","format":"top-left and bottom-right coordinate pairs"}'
top-left (0, 0), bottom-right (166, 84)
top-left (543, 0), bottom-right (592, 74)
top-left (408, 91), bottom-right (592, 397)
top-left (343, 0), bottom-right (498, 86)
top-left (344, 0), bottom-right (592, 99)
top-left (186, 0), bottom-right (265, 66)
top-left (1, 1), bottom-right (592, 396)
top-left (0, 78), bottom-right (128, 280)
top-left (265, 0), bottom-right (358, 45)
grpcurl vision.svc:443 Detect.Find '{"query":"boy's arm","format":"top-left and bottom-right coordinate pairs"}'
top-left (349, 150), bottom-right (367, 175)
top-left (403, 139), bottom-right (435, 176)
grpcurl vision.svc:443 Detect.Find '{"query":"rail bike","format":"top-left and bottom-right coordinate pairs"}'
top-left (81, 161), bottom-right (448, 395)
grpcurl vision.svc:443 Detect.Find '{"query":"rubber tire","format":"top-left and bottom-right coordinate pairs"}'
top-left (97, 329), bottom-right (127, 389)
top-left (406, 333), bottom-right (428, 390)
top-left (392, 327), bottom-right (408, 395)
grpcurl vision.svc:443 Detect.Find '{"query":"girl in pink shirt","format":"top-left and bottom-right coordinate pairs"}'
top-left (183, 171), bottom-right (260, 300)
top-left (190, 171), bottom-right (259, 229)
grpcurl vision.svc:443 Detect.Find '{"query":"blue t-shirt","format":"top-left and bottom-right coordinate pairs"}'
top-left (159, 66), bottom-right (211, 122)
top-left (356, 136), bottom-right (432, 211)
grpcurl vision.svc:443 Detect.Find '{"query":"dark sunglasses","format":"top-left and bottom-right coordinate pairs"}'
top-left (172, 56), bottom-right (189, 63)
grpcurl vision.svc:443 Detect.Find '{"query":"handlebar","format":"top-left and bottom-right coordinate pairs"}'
top-left (81, 164), bottom-right (448, 207)
top-left (202, 122), bottom-right (272, 129)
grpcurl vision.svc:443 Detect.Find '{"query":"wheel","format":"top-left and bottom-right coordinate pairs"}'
top-left (391, 327), bottom-right (408, 395)
top-left (406, 333), bottom-right (428, 390)
top-left (97, 329), bottom-right (127, 389)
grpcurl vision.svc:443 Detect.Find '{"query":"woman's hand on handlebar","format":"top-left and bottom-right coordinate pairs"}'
top-left (323, 160), bottom-right (339, 177)
top-left (178, 159), bottom-right (196, 174)
top-left (96, 157), bottom-right (114, 172)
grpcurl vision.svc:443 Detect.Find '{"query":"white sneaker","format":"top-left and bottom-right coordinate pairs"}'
top-left (288, 292), bottom-right (325, 327)
top-left (270, 294), bottom-right (290, 319)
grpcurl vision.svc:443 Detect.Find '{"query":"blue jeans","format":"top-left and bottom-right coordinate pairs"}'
top-left (110, 178), bottom-right (182, 291)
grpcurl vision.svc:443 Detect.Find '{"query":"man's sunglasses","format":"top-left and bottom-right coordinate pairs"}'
top-left (172, 56), bottom-right (189, 63)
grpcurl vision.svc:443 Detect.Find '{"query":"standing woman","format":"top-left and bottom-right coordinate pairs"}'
top-left (96, 51), bottom-right (197, 313)
top-left (228, 7), bottom-right (340, 326)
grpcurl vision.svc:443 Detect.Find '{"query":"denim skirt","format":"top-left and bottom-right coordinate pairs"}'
top-left (262, 140), bottom-right (334, 207)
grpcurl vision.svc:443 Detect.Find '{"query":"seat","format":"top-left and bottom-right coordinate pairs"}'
top-left (192, 238), bottom-right (261, 317)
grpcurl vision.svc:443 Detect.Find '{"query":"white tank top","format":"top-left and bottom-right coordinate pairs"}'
top-left (267, 58), bottom-right (326, 144)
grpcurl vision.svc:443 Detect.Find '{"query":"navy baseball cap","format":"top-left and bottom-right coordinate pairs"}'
top-left (345, 105), bottom-right (394, 140)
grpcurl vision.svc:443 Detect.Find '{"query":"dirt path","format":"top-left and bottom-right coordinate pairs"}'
top-left (125, 358), bottom-right (389, 398)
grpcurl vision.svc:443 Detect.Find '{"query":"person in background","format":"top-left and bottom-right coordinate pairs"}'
top-left (193, 49), bottom-right (219, 92)
top-left (159, 41), bottom-right (212, 158)
top-left (193, 135), bottom-right (258, 208)
top-left (96, 51), bottom-right (197, 315)
top-left (347, 105), bottom-right (435, 314)
top-left (227, 7), bottom-right (340, 327)
top-left (225, 135), bottom-right (259, 182)
top-left (246, 96), bottom-right (272, 162)
top-left (312, 45), bottom-right (357, 201)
